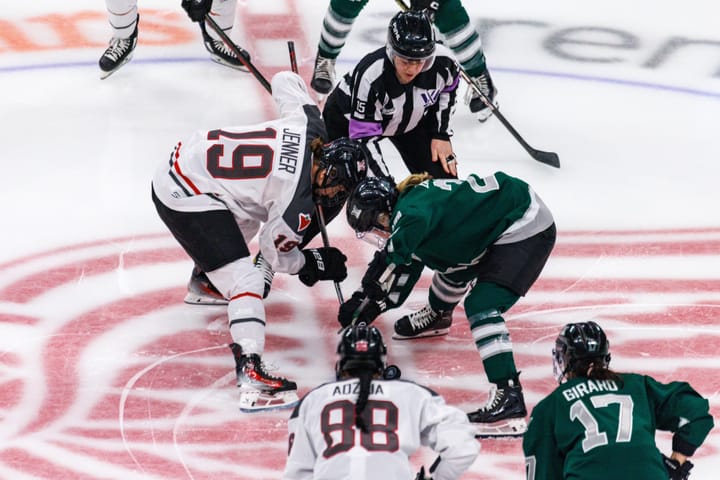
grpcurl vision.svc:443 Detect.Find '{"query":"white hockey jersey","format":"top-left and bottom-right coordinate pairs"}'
top-left (152, 72), bottom-right (326, 274)
top-left (282, 378), bottom-right (479, 480)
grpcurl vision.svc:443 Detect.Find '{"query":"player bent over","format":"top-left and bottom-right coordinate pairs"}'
top-left (524, 321), bottom-right (713, 480)
top-left (340, 173), bottom-right (556, 436)
top-left (151, 71), bottom-right (367, 411)
top-left (283, 323), bottom-right (479, 479)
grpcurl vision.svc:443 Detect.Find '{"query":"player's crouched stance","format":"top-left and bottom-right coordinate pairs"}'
top-left (339, 173), bottom-right (556, 437)
top-left (151, 71), bottom-right (366, 411)
top-left (282, 323), bottom-right (479, 480)
top-left (523, 322), bottom-right (714, 480)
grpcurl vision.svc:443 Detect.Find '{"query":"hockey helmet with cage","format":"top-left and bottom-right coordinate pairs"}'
top-left (336, 322), bottom-right (387, 379)
top-left (347, 175), bottom-right (397, 232)
top-left (553, 321), bottom-right (611, 383)
top-left (386, 10), bottom-right (435, 63)
top-left (314, 137), bottom-right (369, 208)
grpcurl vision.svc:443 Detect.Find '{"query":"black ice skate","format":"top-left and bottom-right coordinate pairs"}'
top-left (200, 25), bottom-right (251, 72)
top-left (310, 54), bottom-right (336, 94)
top-left (393, 305), bottom-right (452, 339)
top-left (184, 266), bottom-right (228, 305)
top-left (466, 67), bottom-right (498, 122)
top-left (468, 377), bottom-right (527, 438)
top-left (253, 252), bottom-right (275, 299)
top-left (230, 343), bottom-right (299, 412)
top-left (99, 14), bottom-right (139, 79)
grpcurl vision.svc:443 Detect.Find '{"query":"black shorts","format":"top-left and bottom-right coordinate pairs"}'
top-left (151, 187), bottom-right (250, 272)
top-left (444, 224), bottom-right (557, 296)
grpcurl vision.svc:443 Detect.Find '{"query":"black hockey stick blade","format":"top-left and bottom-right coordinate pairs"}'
top-left (202, 15), bottom-right (272, 93)
top-left (459, 70), bottom-right (560, 168)
top-left (528, 148), bottom-right (560, 168)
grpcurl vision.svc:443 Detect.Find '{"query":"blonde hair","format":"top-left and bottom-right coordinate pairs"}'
top-left (396, 173), bottom-right (432, 193)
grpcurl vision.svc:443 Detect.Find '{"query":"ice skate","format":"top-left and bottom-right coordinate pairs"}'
top-left (310, 54), bottom-right (336, 94)
top-left (468, 377), bottom-right (527, 438)
top-left (184, 266), bottom-right (228, 305)
top-left (393, 305), bottom-right (452, 339)
top-left (253, 252), bottom-right (275, 299)
top-left (201, 25), bottom-right (251, 72)
top-left (465, 67), bottom-right (498, 122)
top-left (99, 14), bottom-right (139, 79)
top-left (231, 344), bottom-right (299, 412)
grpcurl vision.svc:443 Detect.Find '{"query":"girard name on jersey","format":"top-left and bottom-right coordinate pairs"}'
top-left (332, 382), bottom-right (385, 396)
top-left (279, 127), bottom-right (302, 174)
top-left (561, 379), bottom-right (619, 401)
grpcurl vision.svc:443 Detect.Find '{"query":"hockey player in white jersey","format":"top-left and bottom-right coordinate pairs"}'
top-left (151, 71), bottom-right (368, 411)
top-left (282, 323), bottom-right (479, 479)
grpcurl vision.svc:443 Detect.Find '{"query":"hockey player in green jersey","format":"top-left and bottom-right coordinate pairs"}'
top-left (523, 321), bottom-right (714, 480)
top-left (339, 172), bottom-right (556, 436)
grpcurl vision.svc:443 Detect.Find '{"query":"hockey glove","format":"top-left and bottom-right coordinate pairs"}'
top-left (297, 247), bottom-right (348, 287)
top-left (181, 0), bottom-right (212, 22)
top-left (361, 250), bottom-right (393, 301)
top-left (663, 455), bottom-right (693, 480)
top-left (338, 291), bottom-right (386, 328)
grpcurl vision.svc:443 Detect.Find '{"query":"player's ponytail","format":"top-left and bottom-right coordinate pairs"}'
top-left (354, 370), bottom-right (373, 432)
top-left (397, 172), bottom-right (432, 193)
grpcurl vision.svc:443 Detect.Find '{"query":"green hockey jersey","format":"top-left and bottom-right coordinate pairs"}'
top-left (385, 171), bottom-right (553, 273)
top-left (523, 373), bottom-right (714, 480)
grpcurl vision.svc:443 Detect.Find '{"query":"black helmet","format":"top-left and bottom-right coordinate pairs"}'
top-left (336, 322), bottom-right (387, 378)
top-left (387, 10), bottom-right (435, 61)
top-left (314, 137), bottom-right (369, 208)
top-left (345, 177), bottom-right (398, 233)
top-left (553, 321), bottom-right (611, 383)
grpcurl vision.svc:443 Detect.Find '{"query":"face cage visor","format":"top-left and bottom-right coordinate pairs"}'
top-left (385, 44), bottom-right (435, 72)
top-left (356, 227), bottom-right (391, 250)
top-left (314, 164), bottom-right (350, 208)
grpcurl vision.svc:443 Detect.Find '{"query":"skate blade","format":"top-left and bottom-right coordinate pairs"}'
top-left (183, 292), bottom-right (228, 306)
top-left (473, 417), bottom-right (527, 438)
top-left (99, 53), bottom-right (134, 80)
top-left (209, 56), bottom-right (250, 73)
top-left (238, 390), bottom-right (299, 413)
top-left (392, 327), bottom-right (449, 340)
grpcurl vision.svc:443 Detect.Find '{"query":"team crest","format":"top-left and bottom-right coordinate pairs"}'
top-left (298, 212), bottom-right (312, 231)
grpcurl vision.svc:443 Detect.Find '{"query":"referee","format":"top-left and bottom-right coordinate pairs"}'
top-left (323, 9), bottom-right (460, 180)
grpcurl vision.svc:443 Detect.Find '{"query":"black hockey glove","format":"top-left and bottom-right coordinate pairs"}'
top-left (338, 291), bottom-right (386, 328)
top-left (181, 0), bottom-right (212, 22)
top-left (297, 247), bottom-right (348, 287)
top-left (663, 455), bottom-right (693, 480)
top-left (361, 250), bottom-right (393, 301)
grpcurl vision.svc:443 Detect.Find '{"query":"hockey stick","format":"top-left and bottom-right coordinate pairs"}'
top-left (338, 262), bottom-right (396, 333)
top-left (287, 40), bottom-right (299, 74)
top-left (316, 205), bottom-right (345, 304)
top-left (202, 14), bottom-right (272, 93)
top-left (394, 0), bottom-right (560, 168)
top-left (415, 455), bottom-right (441, 479)
top-left (286, 40), bottom-right (346, 305)
top-left (459, 69), bottom-right (560, 168)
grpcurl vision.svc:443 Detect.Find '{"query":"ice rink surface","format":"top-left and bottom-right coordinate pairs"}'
top-left (1, 1), bottom-right (719, 478)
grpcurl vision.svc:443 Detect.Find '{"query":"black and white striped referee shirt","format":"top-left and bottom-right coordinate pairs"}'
top-left (336, 44), bottom-right (460, 142)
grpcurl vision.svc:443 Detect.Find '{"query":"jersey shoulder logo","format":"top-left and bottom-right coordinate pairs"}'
top-left (298, 213), bottom-right (312, 231)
